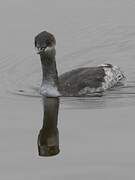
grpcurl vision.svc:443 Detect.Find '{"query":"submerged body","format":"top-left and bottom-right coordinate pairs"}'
top-left (59, 64), bottom-right (125, 96)
top-left (40, 63), bottom-right (125, 97)
top-left (35, 31), bottom-right (125, 97)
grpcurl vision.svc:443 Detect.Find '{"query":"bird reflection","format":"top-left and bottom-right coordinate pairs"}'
top-left (37, 97), bottom-right (60, 156)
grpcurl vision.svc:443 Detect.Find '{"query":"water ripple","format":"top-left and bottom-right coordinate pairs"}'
top-left (1, 24), bottom-right (135, 109)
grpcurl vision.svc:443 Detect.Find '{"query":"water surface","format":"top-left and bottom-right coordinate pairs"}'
top-left (1, 0), bottom-right (135, 179)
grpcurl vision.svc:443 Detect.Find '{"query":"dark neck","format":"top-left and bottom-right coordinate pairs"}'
top-left (40, 52), bottom-right (59, 87)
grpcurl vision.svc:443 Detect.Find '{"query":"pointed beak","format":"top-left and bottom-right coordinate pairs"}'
top-left (35, 47), bottom-right (46, 54)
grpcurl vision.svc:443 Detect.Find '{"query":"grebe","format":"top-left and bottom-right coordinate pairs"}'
top-left (35, 31), bottom-right (125, 97)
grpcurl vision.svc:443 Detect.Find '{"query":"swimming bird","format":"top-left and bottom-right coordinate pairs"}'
top-left (35, 31), bottom-right (125, 97)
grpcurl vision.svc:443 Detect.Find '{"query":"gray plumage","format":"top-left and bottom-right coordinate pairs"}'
top-left (59, 67), bottom-right (105, 96)
top-left (35, 31), bottom-right (125, 97)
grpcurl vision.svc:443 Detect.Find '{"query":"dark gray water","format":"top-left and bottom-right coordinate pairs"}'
top-left (1, 0), bottom-right (135, 179)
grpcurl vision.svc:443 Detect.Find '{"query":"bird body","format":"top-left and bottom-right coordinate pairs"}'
top-left (35, 31), bottom-right (125, 97)
top-left (59, 64), bottom-right (124, 96)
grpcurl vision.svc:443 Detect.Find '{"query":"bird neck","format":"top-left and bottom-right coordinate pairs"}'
top-left (40, 52), bottom-right (60, 97)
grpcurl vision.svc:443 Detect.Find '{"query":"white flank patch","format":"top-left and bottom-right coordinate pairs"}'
top-left (78, 86), bottom-right (103, 95)
top-left (78, 64), bottom-right (125, 95)
top-left (101, 64), bottom-right (125, 90)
